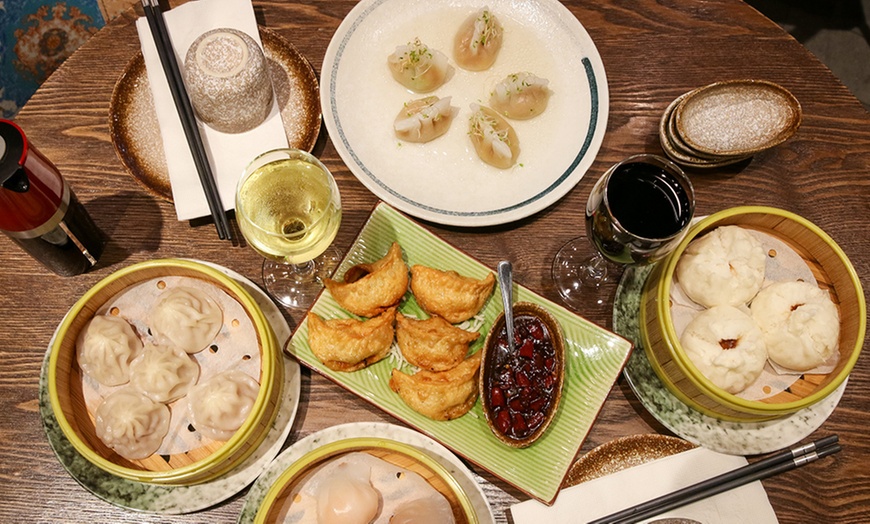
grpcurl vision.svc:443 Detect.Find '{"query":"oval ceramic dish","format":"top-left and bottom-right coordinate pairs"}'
top-left (48, 259), bottom-right (283, 485)
top-left (640, 207), bottom-right (865, 421)
top-left (480, 301), bottom-right (565, 448)
top-left (674, 80), bottom-right (801, 157)
top-left (253, 437), bottom-right (478, 524)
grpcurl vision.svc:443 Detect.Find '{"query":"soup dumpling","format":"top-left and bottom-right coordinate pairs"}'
top-left (77, 315), bottom-right (143, 387)
top-left (453, 6), bottom-right (503, 71)
top-left (394, 96), bottom-right (458, 143)
top-left (149, 286), bottom-right (223, 354)
top-left (129, 343), bottom-right (200, 403)
top-left (490, 72), bottom-right (552, 120)
top-left (388, 38), bottom-right (452, 93)
top-left (187, 370), bottom-right (259, 441)
top-left (95, 388), bottom-right (170, 460)
top-left (468, 104), bottom-right (520, 169)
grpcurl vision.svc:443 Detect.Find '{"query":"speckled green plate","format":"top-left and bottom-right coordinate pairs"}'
top-left (286, 202), bottom-right (633, 504)
top-left (614, 264), bottom-right (846, 455)
top-left (39, 262), bottom-right (302, 514)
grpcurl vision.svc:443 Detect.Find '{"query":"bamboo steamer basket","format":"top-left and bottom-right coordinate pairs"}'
top-left (254, 437), bottom-right (478, 524)
top-left (48, 259), bottom-right (283, 484)
top-left (640, 206), bottom-right (865, 421)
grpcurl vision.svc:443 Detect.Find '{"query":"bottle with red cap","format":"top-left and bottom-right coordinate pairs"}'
top-left (0, 119), bottom-right (106, 276)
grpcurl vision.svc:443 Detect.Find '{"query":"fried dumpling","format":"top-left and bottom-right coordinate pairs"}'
top-left (396, 313), bottom-right (479, 372)
top-left (389, 352), bottom-right (481, 420)
top-left (490, 72), bottom-right (551, 120)
top-left (410, 265), bottom-right (495, 323)
top-left (468, 104), bottom-right (520, 169)
top-left (394, 96), bottom-right (457, 143)
top-left (453, 6), bottom-right (503, 71)
top-left (324, 242), bottom-right (409, 318)
top-left (388, 37), bottom-right (452, 93)
top-left (307, 307), bottom-right (397, 372)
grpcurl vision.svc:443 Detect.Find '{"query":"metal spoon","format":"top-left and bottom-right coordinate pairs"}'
top-left (498, 260), bottom-right (515, 353)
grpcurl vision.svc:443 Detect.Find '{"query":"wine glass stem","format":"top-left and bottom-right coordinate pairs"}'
top-left (580, 251), bottom-right (609, 287)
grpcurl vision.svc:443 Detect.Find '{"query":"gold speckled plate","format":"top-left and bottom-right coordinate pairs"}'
top-left (563, 434), bottom-right (695, 487)
top-left (673, 79), bottom-right (801, 157)
top-left (109, 27), bottom-right (321, 201)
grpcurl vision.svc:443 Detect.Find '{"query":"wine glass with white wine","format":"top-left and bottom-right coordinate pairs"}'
top-left (236, 148), bottom-right (342, 308)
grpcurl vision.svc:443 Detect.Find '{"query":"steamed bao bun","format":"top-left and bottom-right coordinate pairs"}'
top-left (676, 225), bottom-right (766, 308)
top-left (680, 305), bottom-right (768, 394)
top-left (751, 281), bottom-right (840, 371)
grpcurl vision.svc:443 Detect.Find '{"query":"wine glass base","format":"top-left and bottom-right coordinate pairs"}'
top-left (262, 246), bottom-right (343, 309)
top-left (552, 237), bottom-right (611, 310)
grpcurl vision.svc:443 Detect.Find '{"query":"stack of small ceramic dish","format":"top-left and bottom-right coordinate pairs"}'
top-left (659, 79), bottom-right (801, 169)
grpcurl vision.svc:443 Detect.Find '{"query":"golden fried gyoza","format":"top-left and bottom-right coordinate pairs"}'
top-left (324, 242), bottom-right (409, 318)
top-left (389, 352), bottom-right (482, 421)
top-left (409, 265), bottom-right (495, 323)
top-left (396, 313), bottom-right (479, 372)
top-left (307, 307), bottom-right (396, 372)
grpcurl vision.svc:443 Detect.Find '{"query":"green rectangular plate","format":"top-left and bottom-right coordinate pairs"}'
top-left (287, 202), bottom-right (633, 503)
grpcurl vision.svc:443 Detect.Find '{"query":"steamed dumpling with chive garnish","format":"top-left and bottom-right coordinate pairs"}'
top-left (388, 37), bottom-right (452, 93)
top-left (468, 104), bottom-right (520, 169)
top-left (490, 72), bottom-right (552, 120)
top-left (453, 6), bottom-right (503, 71)
top-left (394, 96), bottom-right (458, 143)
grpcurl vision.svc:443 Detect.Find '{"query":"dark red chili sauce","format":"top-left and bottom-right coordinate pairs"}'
top-left (484, 313), bottom-right (559, 441)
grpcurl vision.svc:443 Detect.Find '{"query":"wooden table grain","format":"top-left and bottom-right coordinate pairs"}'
top-left (3, 1), bottom-right (869, 522)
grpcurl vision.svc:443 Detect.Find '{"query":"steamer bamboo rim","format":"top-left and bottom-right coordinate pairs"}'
top-left (254, 437), bottom-right (479, 524)
top-left (645, 206), bottom-right (865, 418)
top-left (47, 258), bottom-right (282, 484)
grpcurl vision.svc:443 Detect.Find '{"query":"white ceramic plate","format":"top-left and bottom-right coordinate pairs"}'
top-left (238, 422), bottom-right (495, 523)
top-left (613, 264), bottom-right (845, 455)
top-left (321, 0), bottom-right (608, 226)
top-left (287, 202), bottom-right (633, 503)
top-left (38, 262), bottom-right (302, 514)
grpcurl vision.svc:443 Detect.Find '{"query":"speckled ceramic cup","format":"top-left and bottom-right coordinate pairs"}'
top-left (184, 28), bottom-right (274, 133)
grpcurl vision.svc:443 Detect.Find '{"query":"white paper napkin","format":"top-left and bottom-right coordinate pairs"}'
top-left (510, 447), bottom-right (778, 524)
top-left (135, 0), bottom-right (289, 221)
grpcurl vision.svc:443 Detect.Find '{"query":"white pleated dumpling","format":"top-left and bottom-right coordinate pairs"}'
top-left (468, 103), bottom-right (520, 169)
top-left (390, 497), bottom-right (456, 524)
top-left (490, 72), bottom-right (552, 120)
top-left (387, 37), bottom-right (452, 93)
top-left (149, 286), bottom-right (223, 354)
top-left (129, 343), bottom-right (200, 403)
top-left (95, 388), bottom-right (170, 460)
top-left (315, 458), bottom-right (380, 524)
top-left (187, 370), bottom-right (259, 441)
top-left (394, 96), bottom-right (458, 143)
top-left (453, 6), bottom-right (503, 71)
top-left (76, 315), bottom-right (144, 387)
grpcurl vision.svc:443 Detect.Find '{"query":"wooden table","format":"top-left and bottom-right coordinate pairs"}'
top-left (3, 1), bottom-right (868, 522)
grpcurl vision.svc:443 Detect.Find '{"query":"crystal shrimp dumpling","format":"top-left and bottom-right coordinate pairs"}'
top-left (490, 72), bottom-right (552, 120)
top-left (387, 37), bottom-right (452, 93)
top-left (468, 104), bottom-right (520, 169)
top-left (394, 96), bottom-right (458, 143)
top-left (453, 6), bottom-right (503, 71)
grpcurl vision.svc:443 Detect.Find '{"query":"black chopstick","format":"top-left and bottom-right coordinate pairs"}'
top-left (587, 435), bottom-right (841, 524)
top-left (141, 0), bottom-right (232, 240)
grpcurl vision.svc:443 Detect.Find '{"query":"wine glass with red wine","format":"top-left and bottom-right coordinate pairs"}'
top-left (552, 154), bottom-right (694, 309)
